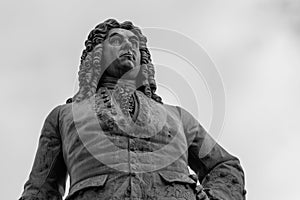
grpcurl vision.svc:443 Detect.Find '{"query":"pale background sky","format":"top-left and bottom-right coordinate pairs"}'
top-left (1, 0), bottom-right (300, 199)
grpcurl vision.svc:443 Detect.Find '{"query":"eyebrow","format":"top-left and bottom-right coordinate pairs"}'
top-left (108, 32), bottom-right (139, 41)
top-left (108, 32), bottom-right (121, 38)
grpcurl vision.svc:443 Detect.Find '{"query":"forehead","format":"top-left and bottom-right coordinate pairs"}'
top-left (107, 28), bottom-right (138, 38)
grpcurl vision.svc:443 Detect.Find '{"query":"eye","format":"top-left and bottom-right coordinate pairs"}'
top-left (109, 35), bottom-right (122, 46)
top-left (130, 38), bottom-right (139, 49)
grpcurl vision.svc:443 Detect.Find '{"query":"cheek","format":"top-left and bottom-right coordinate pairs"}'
top-left (136, 52), bottom-right (141, 64)
top-left (103, 46), bottom-right (119, 62)
top-left (108, 47), bottom-right (119, 59)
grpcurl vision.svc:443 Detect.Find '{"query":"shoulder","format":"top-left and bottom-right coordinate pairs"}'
top-left (163, 104), bottom-right (195, 120)
top-left (44, 102), bottom-right (73, 125)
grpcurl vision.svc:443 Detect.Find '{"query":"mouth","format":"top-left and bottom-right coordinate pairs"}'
top-left (119, 52), bottom-right (136, 61)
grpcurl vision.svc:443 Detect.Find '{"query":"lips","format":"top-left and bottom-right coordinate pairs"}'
top-left (119, 51), bottom-right (136, 61)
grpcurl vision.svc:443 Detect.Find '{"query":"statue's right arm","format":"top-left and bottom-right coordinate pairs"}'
top-left (19, 106), bottom-right (67, 200)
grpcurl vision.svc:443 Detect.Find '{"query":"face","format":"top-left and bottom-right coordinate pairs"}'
top-left (101, 28), bottom-right (141, 80)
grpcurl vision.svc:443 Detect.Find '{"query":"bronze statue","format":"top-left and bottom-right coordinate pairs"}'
top-left (20, 19), bottom-right (246, 200)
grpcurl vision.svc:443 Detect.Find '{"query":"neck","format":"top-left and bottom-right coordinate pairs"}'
top-left (98, 75), bottom-right (137, 91)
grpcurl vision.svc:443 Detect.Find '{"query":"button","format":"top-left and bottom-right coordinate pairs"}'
top-left (220, 172), bottom-right (227, 177)
top-left (130, 172), bottom-right (137, 177)
top-left (167, 130), bottom-right (172, 137)
top-left (131, 164), bottom-right (138, 171)
top-left (131, 156), bottom-right (137, 163)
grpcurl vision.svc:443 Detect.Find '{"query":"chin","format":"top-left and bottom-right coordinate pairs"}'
top-left (120, 72), bottom-right (136, 80)
top-left (120, 60), bottom-right (135, 69)
top-left (121, 67), bottom-right (140, 79)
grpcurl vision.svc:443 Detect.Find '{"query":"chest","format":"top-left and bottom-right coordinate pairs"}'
top-left (61, 91), bottom-right (187, 155)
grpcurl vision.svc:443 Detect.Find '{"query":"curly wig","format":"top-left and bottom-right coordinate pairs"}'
top-left (70, 19), bottom-right (162, 104)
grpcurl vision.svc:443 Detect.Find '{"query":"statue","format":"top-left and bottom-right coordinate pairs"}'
top-left (19, 19), bottom-right (246, 200)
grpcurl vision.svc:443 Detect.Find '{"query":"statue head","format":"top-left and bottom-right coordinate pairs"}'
top-left (71, 19), bottom-right (162, 103)
top-left (101, 28), bottom-right (141, 80)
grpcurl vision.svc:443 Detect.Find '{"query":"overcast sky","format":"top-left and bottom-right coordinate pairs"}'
top-left (1, 0), bottom-right (300, 199)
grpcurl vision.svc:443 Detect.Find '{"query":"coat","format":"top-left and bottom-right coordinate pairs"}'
top-left (19, 88), bottom-right (246, 200)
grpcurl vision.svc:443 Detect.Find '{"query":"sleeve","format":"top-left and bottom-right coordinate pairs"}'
top-left (178, 107), bottom-right (246, 200)
top-left (19, 106), bottom-right (68, 200)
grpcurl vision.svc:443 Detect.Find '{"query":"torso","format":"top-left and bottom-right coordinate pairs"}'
top-left (60, 86), bottom-right (197, 199)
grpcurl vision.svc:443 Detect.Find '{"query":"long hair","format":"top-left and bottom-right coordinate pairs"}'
top-left (70, 19), bottom-right (162, 104)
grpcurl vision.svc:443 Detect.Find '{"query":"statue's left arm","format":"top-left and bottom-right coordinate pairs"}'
top-left (178, 107), bottom-right (246, 200)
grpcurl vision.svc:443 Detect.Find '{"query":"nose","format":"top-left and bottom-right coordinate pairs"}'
top-left (122, 38), bottom-right (133, 50)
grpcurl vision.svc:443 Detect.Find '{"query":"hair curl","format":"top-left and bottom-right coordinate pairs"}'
top-left (70, 19), bottom-right (162, 104)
